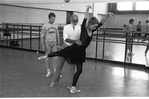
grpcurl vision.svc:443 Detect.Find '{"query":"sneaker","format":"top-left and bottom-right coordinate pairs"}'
top-left (60, 75), bottom-right (63, 78)
top-left (46, 72), bottom-right (51, 77)
top-left (38, 55), bottom-right (47, 60)
top-left (50, 82), bottom-right (55, 87)
top-left (69, 86), bottom-right (81, 93)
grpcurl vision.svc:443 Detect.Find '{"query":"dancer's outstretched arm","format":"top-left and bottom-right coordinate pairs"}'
top-left (93, 12), bottom-right (115, 31)
top-left (100, 12), bottom-right (115, 24)
top-left (84, 5), bottom-right (92, 19)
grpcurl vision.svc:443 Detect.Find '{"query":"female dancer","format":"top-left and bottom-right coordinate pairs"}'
top-left (39, 5), bottom-right (114, 93)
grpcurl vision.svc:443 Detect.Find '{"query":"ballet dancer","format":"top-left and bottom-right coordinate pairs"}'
top-left (38, 5), bottom-right (114, 93)
top-left (49, 14), bottom-right (81, 88)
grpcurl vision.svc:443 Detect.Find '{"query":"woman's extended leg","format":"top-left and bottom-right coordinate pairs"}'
top-left (38, 52), bottom-right (60, 60)
top-left (38, 44), bottom-right (79, 60)
top-left (145, 42), bottom-right (149, 56)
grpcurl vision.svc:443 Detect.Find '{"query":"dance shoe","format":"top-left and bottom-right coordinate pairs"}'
top-left (50, 82), bottom-right (56, 87)
top-left (67, 86), bottom-right (81, 93)
top-left (46, 72), bottom-right (51, 77)
top-left (38, 55), bottom-right (47, 60)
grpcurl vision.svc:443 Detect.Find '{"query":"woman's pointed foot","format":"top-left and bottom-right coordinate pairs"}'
top-left (38, 55), bottom-right (48, 60)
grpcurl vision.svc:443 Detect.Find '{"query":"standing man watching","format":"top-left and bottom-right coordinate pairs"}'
top-left (40, 12), bottom-right (60, 77)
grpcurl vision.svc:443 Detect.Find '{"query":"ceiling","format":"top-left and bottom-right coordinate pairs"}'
top-left (0, 0), bottom-right (148, 4)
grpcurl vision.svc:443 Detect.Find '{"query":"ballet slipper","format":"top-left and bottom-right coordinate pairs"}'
top-left (38, 55), bottom-right (48, 60)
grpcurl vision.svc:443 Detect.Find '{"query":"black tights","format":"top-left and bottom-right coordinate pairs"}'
top-left (145, 43), bottom-right (149, 55)
top-left (72, 62), bottom-right (83, 86)
top-left (47, 51), bottom-right (84, 87)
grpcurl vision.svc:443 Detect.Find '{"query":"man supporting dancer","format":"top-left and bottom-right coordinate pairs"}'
top-left (50, 14), bottom-right (81, 88)
top-left (39, 5), bottom-right (114, 93)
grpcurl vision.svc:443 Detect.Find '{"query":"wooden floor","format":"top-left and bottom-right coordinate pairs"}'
top-left (0, 47), bottom-right (149, 97)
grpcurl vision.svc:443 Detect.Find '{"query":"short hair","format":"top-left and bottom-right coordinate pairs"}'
top-left (48, 12), bottom-right (56, 19)
top-left (129, 19), bottom-right (134, 23)
top-left (89, 17), bottom-right (99, 25)
top-left (146, 20), bottom-right (149, 23)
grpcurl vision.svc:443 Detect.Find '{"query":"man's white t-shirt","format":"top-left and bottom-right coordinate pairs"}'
top-left (63, 24), bottom-right (81, 46)
top-left (41, 23), bottom-right (58, 42)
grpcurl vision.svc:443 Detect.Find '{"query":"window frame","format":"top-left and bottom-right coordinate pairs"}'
top-left (108, 3), bottom-right (149, 14)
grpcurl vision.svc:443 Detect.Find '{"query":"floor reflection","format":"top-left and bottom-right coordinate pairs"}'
top-left (111, 66), bottom-right (149, 80)
top-left (145, 56), bottom-right (149, 67)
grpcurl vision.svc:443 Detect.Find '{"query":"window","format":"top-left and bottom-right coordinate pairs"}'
top-left (117, 2), bottom-right (133, 11)
top-left (136, 1), bottom-right (149, 10)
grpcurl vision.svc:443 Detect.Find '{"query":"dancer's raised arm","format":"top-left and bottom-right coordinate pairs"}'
top-left (100, 12), bottom-right (115, 24)
top-left (84, 5), bottom-right (92, 19)
top-left (93, 12), bottom-right (115, 31)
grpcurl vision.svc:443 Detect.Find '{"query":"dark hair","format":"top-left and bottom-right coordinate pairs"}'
top-left (48, 12), bottom-right (56, 19)
top-left (146, 20), bottom-right (149, 23)
top-left (88, 17), bottom-right (99, 25)
top-left (129, 19), bottom-right (134, 23)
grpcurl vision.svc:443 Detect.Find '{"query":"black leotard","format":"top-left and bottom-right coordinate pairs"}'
top-left (48, 18), bottom-right (103, 64)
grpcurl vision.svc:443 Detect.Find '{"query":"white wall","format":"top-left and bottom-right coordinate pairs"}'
top-left (0, 5), bottom-right (67, 24)
top-left (93, 3), bottom-right (108, 22)
top-left (0, 5), bottom-right (4, 23)
top-left (25, 3), bottom-right (92, 12)
top-left (1, 3), bottom-right (149, 28)
top-left (0, 3), bottom-right (93, 25)
top-left (3, 6), bottom-right (28, 23)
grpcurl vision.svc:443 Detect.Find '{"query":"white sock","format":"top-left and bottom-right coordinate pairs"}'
top-left (54, 68), bottom-right (56, 73)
